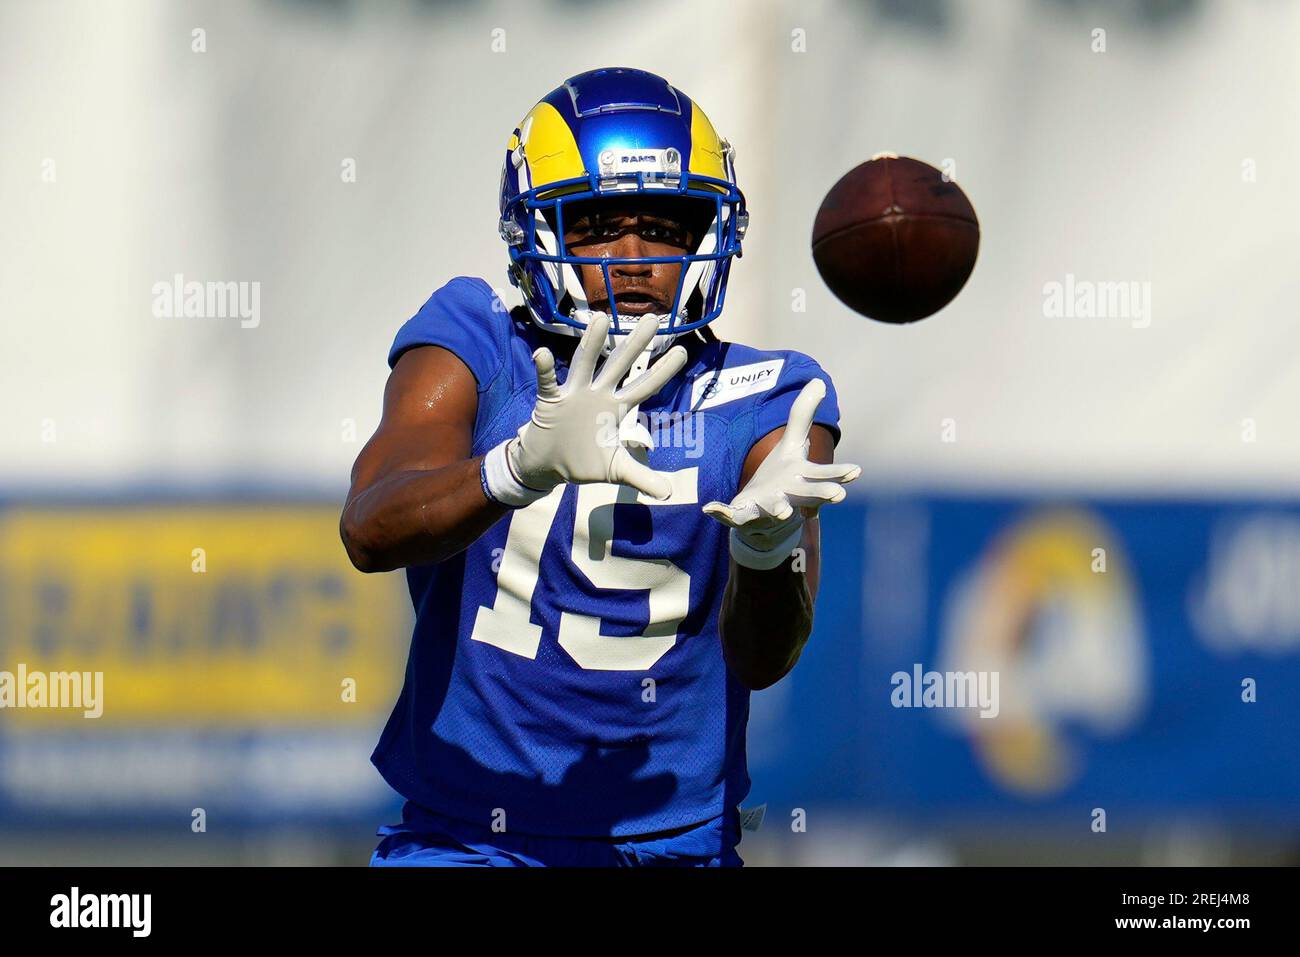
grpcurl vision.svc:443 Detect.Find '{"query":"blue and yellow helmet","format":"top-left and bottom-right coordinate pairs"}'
top-left (499, 67), bottom-right (748, 339)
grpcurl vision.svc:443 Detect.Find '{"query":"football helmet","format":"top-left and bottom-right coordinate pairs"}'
top-left (499, 67), bottom-right (748, 351)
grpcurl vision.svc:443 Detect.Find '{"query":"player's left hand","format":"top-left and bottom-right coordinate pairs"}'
top-left (702, 378), bottom-right (861, 564)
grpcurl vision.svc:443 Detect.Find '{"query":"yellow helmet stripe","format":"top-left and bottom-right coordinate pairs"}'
top-left (513, 101), bottom-right (585, 191)
top-left (688, 103), bottom-right (727, 182)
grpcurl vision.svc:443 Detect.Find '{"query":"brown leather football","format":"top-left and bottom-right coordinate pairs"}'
top-left (811, 155), bottom-right (979, 323)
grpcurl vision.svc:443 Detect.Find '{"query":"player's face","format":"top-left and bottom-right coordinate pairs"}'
top-left (562, 197), bottom-right (704, 318)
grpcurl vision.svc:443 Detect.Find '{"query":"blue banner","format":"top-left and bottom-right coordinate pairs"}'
top-left (749, 497), bottom-right (1300, 829)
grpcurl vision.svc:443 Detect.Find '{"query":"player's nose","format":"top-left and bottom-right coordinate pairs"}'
top-left (608, 231), bottom-right (652, 272)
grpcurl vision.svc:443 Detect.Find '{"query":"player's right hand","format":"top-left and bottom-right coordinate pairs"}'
top-left (702, 378), bottom-right (862, 567)
top-left (506, 311), bottom-right (687, 501)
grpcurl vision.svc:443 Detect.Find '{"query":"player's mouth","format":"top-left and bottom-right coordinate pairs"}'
top-left (600, 291), bottom-right (669, 317)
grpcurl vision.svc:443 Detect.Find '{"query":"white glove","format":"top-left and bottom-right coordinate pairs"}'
top-left (482, 311), bottom-right (687, 506)
top-left (702, 378), bottom-right (862, 569)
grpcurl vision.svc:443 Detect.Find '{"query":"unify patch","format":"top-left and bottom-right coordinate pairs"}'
top-left (691, 359), bottom-right (784, 411)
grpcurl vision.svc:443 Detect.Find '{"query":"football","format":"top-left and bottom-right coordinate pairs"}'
top-left (811, 154), bottom-right (980, 324)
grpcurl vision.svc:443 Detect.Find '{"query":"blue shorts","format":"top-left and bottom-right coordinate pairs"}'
top-left (370, 800), bottom-right (744, 867)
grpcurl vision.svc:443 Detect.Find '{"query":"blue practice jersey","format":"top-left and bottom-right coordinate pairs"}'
top-left (371, 276), bottom-right (841, 837)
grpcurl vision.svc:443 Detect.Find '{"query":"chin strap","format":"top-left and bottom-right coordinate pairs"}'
top-left (537, 308), bottom-right (687, 358)
top-left (604, 318), bottom-right (687, 359)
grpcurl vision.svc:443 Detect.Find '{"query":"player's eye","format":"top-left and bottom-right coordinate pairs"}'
top-left (569, 218), bottom-right (689, 248)
top-left (566, 221), bottom-right (621, 243)
top-left (640, 222), bottom-right (689, 246)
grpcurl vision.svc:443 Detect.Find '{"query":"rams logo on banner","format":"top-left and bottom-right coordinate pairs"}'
top-left (938, 509), bottom-right (1147, 795)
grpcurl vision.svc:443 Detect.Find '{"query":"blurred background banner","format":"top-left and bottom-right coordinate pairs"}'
top-left (2, 0), bottom-right (1299, 864)
top-left (749, 498), bottom-right (1300, 823)
top-left (0, 502), bottom-right (409, 837)
top-left (3, 497), bottom-right (1296, 860)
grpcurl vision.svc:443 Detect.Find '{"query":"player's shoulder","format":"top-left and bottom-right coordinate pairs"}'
top-left (410, 275), bottom-right (510, 326)
top-left (389, 275), bottom-right (524, 382)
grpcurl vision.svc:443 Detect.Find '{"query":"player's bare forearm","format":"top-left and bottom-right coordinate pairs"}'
top-left (718, 515), bottom-right (821, 690)
top-left (341, 346), bottom-right (511, 573)
top-left (718, 557), bottom-right (812, 690)
top-left (340, 455), bottom-right (509, 573)
top-left (710, 412), bottom-right (843, 690)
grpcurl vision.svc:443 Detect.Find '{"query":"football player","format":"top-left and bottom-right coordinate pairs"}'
top-left (341, 67), bottom-right (861, 866)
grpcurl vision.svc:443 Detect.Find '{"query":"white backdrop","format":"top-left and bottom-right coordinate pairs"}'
top-left (3, 0), bottom-right (1298, 494)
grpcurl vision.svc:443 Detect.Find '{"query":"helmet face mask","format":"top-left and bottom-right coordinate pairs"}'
top-left (499, 68), bottom-right (748, 347)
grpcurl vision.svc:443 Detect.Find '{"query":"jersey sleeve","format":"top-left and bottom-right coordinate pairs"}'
top-left (751, 354), bottom-right (843, 449)
top-left (387, 276), bottom-right (508, 392)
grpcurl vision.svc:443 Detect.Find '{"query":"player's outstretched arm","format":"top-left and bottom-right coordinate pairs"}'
top-left (705, 379), bottom-right (861, 689)
top-left (340, 345), bottom-right (510, 572)
top-left (341, 311), bottom-right (687, 573)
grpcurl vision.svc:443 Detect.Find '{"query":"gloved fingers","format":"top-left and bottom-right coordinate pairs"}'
top-left (757, 491), bottom-right (795, 523)
top-left (570, 311), bottom-right (611, 387)
top-left (702, 499), bottom-right (759, 528)
top-left (531, 347), bottom-right (560, 399)
top-left (617, 344), bottom-right (688, 405)
top-left (617, 410), bottom-right (655, 451)
top-left (594, 313), bottom-right (661, 391)
top-left (800, 461), bottom-right (863, 483)
top-left (786, 481), bottom-right (849, 509)
top-left (610, 447), bottom-right (673, 501)
top-left (778, 378), bottom-right (826, 452)
top-left (705, 485), bottom-right (795, 526)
